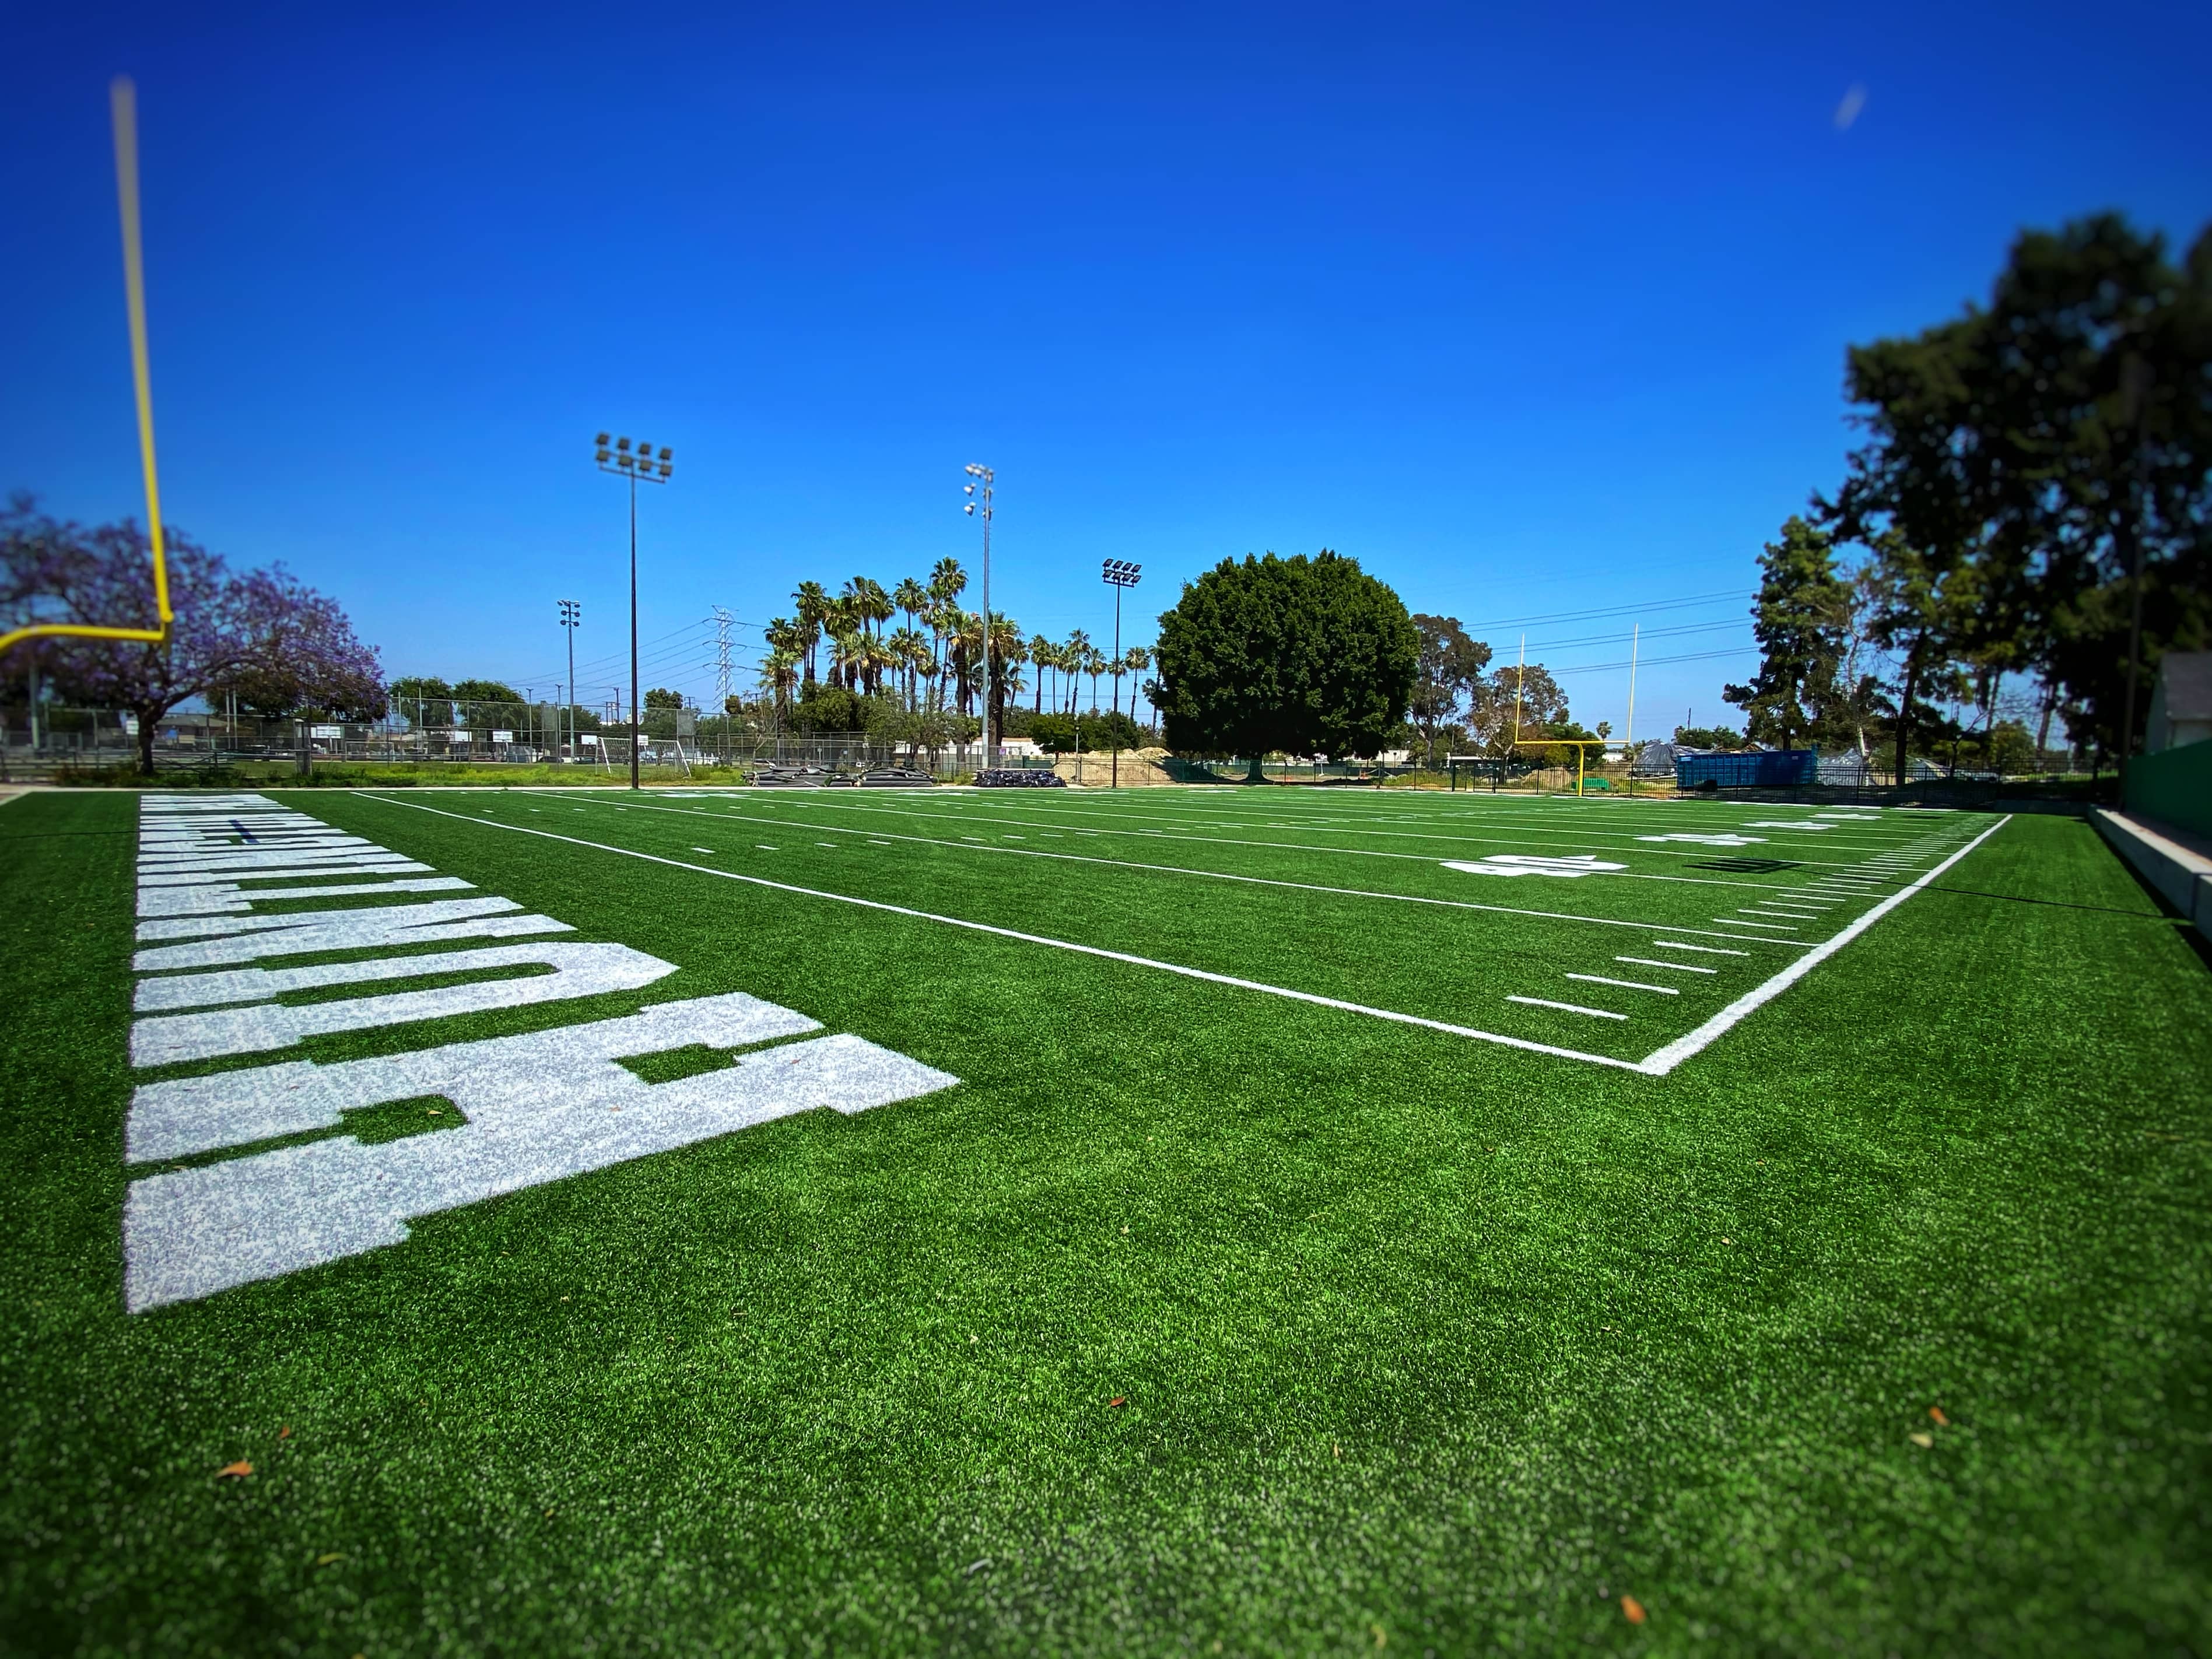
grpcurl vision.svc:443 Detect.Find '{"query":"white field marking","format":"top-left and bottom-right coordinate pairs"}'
top-left (693, 847), bottom-right (717, 854)
top-left (1639, 815), bottom-right (2011, 1075)
top-left (1652, 941), bottom-right (1749, 955)
top-left (1441, 855), bottom-right (1626, 879)
top-left (637, 787), bottom-right (1912, 874)
top-left (365, 795), bottom-right (1651, 1071)
top-left (1740, 907), bottom-right (1816, 918)
top-left (870, 840), bottom-right (893, 846)
top-left (538, 792), bottom-right (1810, 946)
top-left (122, 994), bottom-right (958, 1311)
top-left (1719, 918), bottom-right (1796, 930)
top-left (129, 941), bottom-right (675, 1067)
top-left (756, 845), bottom-right (777, 851)
top-left (1507, 996), bottom-right (1628, 1021)
top-left (138, 875), bottom-right (475, 919)
top-left (1566, 973), bottom-right (1679, 995)
top-left (815, 842), bottom-right (837, 848)
top-left (1617, 956), bottom-right (1716, 973)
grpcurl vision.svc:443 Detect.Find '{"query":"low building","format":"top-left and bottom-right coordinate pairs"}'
top-left (2146, 653), bottom-right (2212, 752)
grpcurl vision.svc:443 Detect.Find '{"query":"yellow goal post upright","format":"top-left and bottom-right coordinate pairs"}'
top-left (0, 78), bottom-right (174, 660)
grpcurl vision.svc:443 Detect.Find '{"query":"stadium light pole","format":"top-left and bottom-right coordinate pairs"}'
top-left (962, 463), bottom-right (994, 772)
top-left (594, 433), bottom-right (673, 789)
top-left (558, 599), bottom-right (580, 762)
top-left (1102, 560), bottom-right (1141, 720)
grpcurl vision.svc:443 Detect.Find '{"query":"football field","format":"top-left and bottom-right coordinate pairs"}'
top-left (4, 783), bottom-right (2209, 1654)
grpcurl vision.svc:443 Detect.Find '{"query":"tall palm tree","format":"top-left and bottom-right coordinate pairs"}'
top-left (862, 633), bottom-right (899, 698)
top-left (1061, 630), bottom-right (1092, 715)
top-left (989, 615), bottom-right (1024, 736)
top-left (1029, 634), bottom-right (1051, 714)
top-left (1082, 643), bottom-right (1107, 713)
top-left (893, 576), bottom-right (929, 641)
top-left (1119, 646), bottom-right (1152, 724)
top-left (844, 576), bottom-right (893, 640)
top-left (928, 557), bottom-right (967, 608)
top-left (888, 625), bottom-right (926, 709)
top-left (791, 582), bottom-right (828, 688)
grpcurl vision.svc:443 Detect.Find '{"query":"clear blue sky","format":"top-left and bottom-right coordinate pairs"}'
top-left (5, 0), bottom-right (2203, 734)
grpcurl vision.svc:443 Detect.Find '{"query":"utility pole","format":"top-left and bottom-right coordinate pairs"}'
top-left (593, 434), bottom-right (674, 789)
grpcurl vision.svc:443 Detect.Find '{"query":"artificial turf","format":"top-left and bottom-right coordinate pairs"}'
top-left (2, 785), bottom-right (2207, 1656)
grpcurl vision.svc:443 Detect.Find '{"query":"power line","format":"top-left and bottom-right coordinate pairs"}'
top-left (1520, 616), bottom-right (1749, 654)
top-left (1459, 588), bottom-right (1750, 632)
top-left (1544, 644), bottom-right (1759, 677)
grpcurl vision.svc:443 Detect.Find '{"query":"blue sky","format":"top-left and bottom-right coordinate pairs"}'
top-left (5, 0), bottom-right (2204, 733)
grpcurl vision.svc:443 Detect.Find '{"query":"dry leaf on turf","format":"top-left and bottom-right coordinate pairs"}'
top-left (1107, 1397), bottom-right (1127, 1408)
top-left (278, 1426), bottom-right (292, 1440)
top-left (1909, 1432), bottom-right (1934, 1449)
top-left (1621, 1594), bottom-right (1646, 1624)
top-left (1929, 1406), bottom-right (1949, 1426)
top-left (215, 1461), bottom-right (253, 1479)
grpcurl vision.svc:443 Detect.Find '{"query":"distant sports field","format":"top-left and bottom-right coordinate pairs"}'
top-left (5, 784), bottom-right (2209, 1654)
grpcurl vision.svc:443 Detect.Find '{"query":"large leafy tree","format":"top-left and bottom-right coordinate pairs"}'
top-left (1723, 516), bottom-right (1850, 752)
top-left (1153, 550), bottom-right (1417, 777)
top-left (3, 501), bottom-right (381, 774)
top-left (1827, 213), bottom-right (2211, 762)
top-left (1467, 662), bottom-right (1568, 753)
top-left (1408, 613), bottom-right (1493, 766)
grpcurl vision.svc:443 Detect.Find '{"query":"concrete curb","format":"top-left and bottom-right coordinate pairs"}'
top-left (2093, 808), bottom-right (2212, 939)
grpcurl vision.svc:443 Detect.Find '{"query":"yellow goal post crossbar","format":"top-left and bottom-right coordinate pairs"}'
top-left (0, 77), bottom-right (173, 659)
top-left (1506, 738), bottom-right (1628, 797)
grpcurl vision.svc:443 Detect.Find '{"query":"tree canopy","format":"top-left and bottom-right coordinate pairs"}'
top-left (2, 498), bottom-right (382, 772)
top-left (1723, 516), bottom-right (1850, 753)
top-left (1153, 551), bottom-right (1417, 775)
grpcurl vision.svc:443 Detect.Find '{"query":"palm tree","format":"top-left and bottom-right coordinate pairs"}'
top-left (1119, 646), bottom-right (1152, 724)
top-left (929, 557), bottom-right (967, 608)
top-left (758, 649), bottom-right (800, 722)
top-left (893, 576), bottom-right (929, 641)
top-left (844, 576), bottom-right (893, 640)
top-left (1061, 630), bottom-right (1091, 715)
top-left (791, 582), bottom-right (828, 688)
top-left (989, 616), bottom-right (1024, 736)
top-left (889, 625), bottom-right (926, 709)
top-left (861, 633), bottom-right (899, 699)
top-left (1082, 643), bottom-right (1107, 713)
top-left (1029, 634), bottom-right (1051, 714)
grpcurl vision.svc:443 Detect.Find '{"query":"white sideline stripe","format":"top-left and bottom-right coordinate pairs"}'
top-left (1617, 956), bottom-right (1715, 973)
top-left (541, 793), bottom-right (1806, 946)
top-left (1652, 941), bottom-right (1748, 955)
top-left (1508, 996), bottom-right (1628, 1020)
top-left (1566, 973), bottom-right (1679, 995)
top-left (360, 796), bottom-right (1649, 1072)
top-left (1639, 815), bottom-right (2012, 1076)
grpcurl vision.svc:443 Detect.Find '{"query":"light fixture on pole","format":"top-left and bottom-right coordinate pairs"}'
top-left (1101, 559), bottom-right (1141, 719)
top-left (557, 599), bottom-right (581, 762)
top-left (594, 433), bottom-right (674, 789)
top-left (962, 463), bottom-right (995, 771)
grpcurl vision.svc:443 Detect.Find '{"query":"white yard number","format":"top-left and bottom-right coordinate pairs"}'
top-left (124, 796), bottom-right (957, 1311)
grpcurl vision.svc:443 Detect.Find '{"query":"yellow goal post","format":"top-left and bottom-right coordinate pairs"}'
top-left (0, 78), bottom-right (173, 658)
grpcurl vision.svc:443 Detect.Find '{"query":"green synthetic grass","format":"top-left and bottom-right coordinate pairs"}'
top-left (3, 787), bottom-right (2208, 1656)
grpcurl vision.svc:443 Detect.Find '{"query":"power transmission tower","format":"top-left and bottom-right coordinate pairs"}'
top-left (709, 605), bottom-right (734, 764)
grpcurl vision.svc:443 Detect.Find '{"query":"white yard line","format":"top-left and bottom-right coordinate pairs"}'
top-left (1652, 941), bottom-right (1748, 955)
top-left (1566, 973), bottom-right (1679, 995)
top-left (1508, 996), bottom-right (1628, 1020)
top-left (535, 792), bottom-right (1806, 946)
top-left (1638, 815), bottom-right (2013, 1076)
top-left (361, 796), bottom-right (1649, 1072)
top-left (1617, 956), bottom-right (1715, 973)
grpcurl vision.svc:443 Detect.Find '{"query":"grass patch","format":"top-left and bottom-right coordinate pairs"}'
top-left (2, 787), bottom-right (2207, 1655)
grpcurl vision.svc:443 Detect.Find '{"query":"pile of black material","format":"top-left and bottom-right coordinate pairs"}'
top-left (859, 768), bottom-right (935, 787)
top-left (976, 769), bottom-right (1067, 787)
top-left (751, 766), bottom-right (832, 787)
